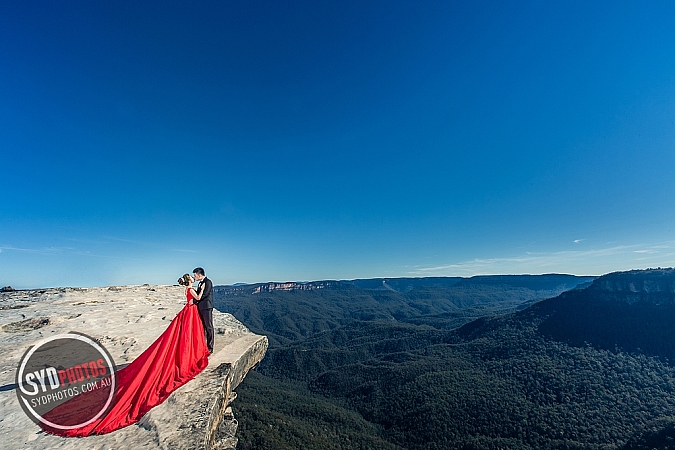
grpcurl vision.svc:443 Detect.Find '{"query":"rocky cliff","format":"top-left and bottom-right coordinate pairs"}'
top-left (250, 281), bottom-right (340, 294)
top-left (0, 285), bottom-right (267, 449)
top-left (214, 280), bottom-right (343, 295)
top-left (587, 268), bottom-right (675, 295)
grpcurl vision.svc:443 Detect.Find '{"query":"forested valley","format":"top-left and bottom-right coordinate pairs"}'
top-left (215, 270), bottom-right (675, 449)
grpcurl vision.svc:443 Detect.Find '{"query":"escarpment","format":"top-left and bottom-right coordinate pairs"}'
top-left (0, 285), bottom-right (267, 449)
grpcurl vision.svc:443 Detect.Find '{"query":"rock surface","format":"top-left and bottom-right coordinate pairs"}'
top-left (0, 285), bottom-right (268, 449)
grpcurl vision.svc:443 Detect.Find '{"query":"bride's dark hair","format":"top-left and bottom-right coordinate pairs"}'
top-left (177, 274), bottom-right (192, 286)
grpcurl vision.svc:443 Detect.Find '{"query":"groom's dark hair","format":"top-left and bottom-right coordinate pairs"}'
top-left (193, 267), bottom-right (205, 276)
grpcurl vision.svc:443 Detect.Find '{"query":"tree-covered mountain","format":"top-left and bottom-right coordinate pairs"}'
top-left (214, 274), bottom-right (592, 346)
top-left (217, 270), bottom-right (675, 449)
top-left (526, 268), bottom-right (675, 361)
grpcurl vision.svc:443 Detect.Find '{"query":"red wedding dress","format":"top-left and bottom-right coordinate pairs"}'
top-left (42, 288), bottom-right (210, 436)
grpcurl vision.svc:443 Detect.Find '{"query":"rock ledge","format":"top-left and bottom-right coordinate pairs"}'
top-left (0, 285), bottom-right (267, 449)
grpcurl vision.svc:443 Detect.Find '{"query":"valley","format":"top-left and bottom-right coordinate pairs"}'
top-left (215, 271), bottom-right (675, 449)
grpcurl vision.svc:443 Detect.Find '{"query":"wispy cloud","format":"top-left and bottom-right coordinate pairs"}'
top-left (410, 241), bottom-right (675, 277)
top-left (573, 239), bottom-right (584, 244)
top-left (101, 235), bottom-right (153, 245)
top-left (0, 245), bottom-right (70, 255)
top-left (2, 245), bottom-right (79, 251)
top-left (3, 234), bottom-right (194, 261)
top-left (0, 244), bottom-right (139, 261)
top-left (66, 237), bottom-right (111, 245)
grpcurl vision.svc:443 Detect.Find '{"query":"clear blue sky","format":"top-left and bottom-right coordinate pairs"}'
top-left (2, 1), bottom-right (675, 288)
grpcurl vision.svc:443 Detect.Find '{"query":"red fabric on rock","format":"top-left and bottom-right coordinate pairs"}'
top-left (42, 289), bottom-right (209, 436)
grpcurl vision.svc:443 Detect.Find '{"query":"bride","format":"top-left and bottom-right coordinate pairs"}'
top-left (42, 274), bottom-right (211, 436)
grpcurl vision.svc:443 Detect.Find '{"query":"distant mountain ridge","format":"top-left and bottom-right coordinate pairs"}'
top-left (214, 274), bottom-right (594, 346)
top-left (217, 274), bottom-right (593, 296)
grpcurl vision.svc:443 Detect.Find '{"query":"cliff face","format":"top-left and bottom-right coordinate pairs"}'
top-left (588, 268), bottom-right (675, 295)
top-left (0, 285), bottom-right (267, 449)
top-left (251, 281), bottom-right (341, 294)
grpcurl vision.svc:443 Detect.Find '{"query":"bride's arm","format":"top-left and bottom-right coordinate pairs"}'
top-left (189, 287), bottom-right (202, 301)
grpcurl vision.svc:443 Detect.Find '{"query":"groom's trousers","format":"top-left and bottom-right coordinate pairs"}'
top-left (198, 308), bottom-right (215, 353)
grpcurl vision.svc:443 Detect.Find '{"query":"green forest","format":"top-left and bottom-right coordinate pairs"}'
top-left (215, 271), bottom-right (675, 449)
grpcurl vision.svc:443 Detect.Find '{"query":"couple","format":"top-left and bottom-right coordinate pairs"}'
top-left (180, 267), bottom-right (214, 354)
top-left (43, 267), bottom-right (216, 437)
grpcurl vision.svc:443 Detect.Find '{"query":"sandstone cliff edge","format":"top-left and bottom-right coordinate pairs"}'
top-left (0, 285), bottom-right (268, 449)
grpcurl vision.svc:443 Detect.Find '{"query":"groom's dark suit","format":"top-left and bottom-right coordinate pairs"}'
top-left (196, 277), bottom-right (214, 353)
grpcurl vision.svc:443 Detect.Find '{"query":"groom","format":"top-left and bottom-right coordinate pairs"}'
top-left (193, 267), bottom-right (214, 355)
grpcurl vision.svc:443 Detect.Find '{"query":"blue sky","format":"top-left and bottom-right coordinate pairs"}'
top-left (2, 1), bottom-right (675, 288)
